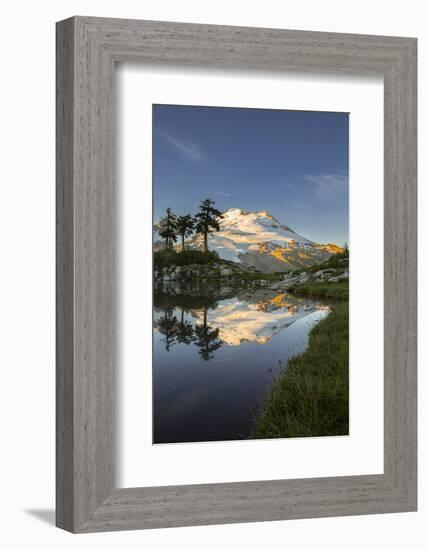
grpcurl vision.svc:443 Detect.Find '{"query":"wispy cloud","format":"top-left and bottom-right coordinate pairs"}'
top-left (279, 177), bottom-right (297, 192)
top-left (217, 191), bottom-right (231, 197)
top-left (156, 129), bottom-right (202, 161)
top-left (304, 173), bottom-right (348, 196)
top-left (284, 182), bottom-right (297, 192)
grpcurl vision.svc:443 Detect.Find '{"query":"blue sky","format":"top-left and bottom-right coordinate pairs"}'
top-left (153, 105), bottom-right (349, 245)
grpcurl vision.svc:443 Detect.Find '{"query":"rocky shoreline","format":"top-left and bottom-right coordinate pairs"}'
top-left (154, 256), bottom-right (349, 297)
top-left (269, 265), bottom-right (349, 291)
top-left (154, 260), bottom-right (253, 284)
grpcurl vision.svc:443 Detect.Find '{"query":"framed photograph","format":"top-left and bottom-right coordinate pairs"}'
top-left (56, 16), bottom-right (417, 532)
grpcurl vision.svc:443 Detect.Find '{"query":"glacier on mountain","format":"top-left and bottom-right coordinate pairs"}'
top-left (155, 208), bottom-right (342, 272)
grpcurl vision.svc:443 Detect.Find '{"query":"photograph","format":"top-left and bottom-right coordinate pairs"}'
top-left (152, 104), bottom-right (349, 444)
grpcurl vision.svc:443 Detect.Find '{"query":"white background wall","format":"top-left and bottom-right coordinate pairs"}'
top-left (0, 1), bottom-right (425, 548)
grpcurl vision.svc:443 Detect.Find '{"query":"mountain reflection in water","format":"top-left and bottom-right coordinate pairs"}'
top-left (153, 289), bottom-right (331, 444)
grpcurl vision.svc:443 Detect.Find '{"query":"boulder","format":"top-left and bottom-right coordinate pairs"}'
top-left (328, 270), bottom-right (349, 283)
top-left (269, 283), bottom-right (282, 291)
top-left (220, 267), bottom-right (233, 277)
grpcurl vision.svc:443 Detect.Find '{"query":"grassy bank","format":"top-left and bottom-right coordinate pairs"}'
top-left (254, 302), bottom-right (349, 439)
top-left (154, 249), bottom-right (220, 268)
top-left (288, 280), bottom-right (349, 300)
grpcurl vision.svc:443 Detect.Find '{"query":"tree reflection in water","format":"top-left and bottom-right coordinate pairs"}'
top-left (156, 307), bottom-right (178, 352)
top-left (193, 306), bottom-right (222, 361)
top-left (154, 292), bottom-right (223, 361)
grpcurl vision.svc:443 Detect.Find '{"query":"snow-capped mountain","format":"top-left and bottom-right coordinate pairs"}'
top-left (155, 208), bottom-right (342, 272)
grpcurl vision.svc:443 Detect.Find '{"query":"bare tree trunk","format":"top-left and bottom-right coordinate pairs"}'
top-left (204, 231), bottom-right (208, 253)
top-left (181, 233), bottom-right (185, 252)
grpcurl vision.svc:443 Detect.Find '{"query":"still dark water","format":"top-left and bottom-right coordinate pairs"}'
top-left (153, 288), bottom-right (331, 444)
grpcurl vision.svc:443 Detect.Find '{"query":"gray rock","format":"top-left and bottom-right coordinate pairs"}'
top-left (269, 283), bottom-right (283, 290)
top-left (328, 270), bottom-right (349, 283)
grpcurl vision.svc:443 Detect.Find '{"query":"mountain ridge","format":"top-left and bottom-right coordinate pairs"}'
top-left (154, 207), bottom-right (343, 272)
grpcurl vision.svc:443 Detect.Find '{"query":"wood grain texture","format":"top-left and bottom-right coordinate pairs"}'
top-left (56, 18), bottom-right (75, 531)
top-left (56, 16), bottom-right (417, 533)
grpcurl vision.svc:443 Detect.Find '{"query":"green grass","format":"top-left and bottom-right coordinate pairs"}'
top-left (253, 303), bottom-right (349, 439)
top-left (307, 249), bottom-right (349, 273)
top-left (154, 249), bottom-right (220, 269)
top-left (288, 280), bottom-right (349, 300)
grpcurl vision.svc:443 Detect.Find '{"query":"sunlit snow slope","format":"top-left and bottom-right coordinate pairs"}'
top-left (156, 208), bottom-right (342, 272)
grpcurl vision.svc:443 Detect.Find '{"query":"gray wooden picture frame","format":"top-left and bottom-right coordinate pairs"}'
top-left (56, 16), bottom-right (417, 533)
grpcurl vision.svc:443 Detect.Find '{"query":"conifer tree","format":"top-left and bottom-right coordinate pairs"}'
top-left (176, 214), bottom-right (195, 252)
top-left (195, 199), bottom-right (223, 253)
top-left (158, 207), bottom-right (177, 250)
